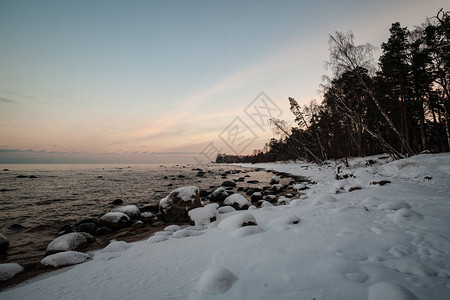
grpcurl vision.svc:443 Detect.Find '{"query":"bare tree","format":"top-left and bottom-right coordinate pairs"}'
top-left (326, 31), bottom-right (414, 157)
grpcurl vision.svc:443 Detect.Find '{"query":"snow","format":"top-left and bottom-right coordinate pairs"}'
top-left (46, 232), bottom-right (87, 254)
top-left (223, 194), bottom-right (250, 209)
top-left (197, 267), bottom-right (238, 294)
top-left (0, 263), bottom-right (23, 281)
top-left (111, 205), bottom-right (140, 218)
top-left (102, 241), bottom-right (132, 253)
top-left (41, 251), bottom-right (90, 267)
top-left (188, 204), bottom-right (220, 226)
top-left (218, 206), bottom-right (235, 214)
top-left (160, 186), bottom-right (199, 209)
top-left (1, 153), bottom-right (450, 300)
top-left (100, 212), bottom-right (130, 224)
top-left (217, 213), bottom-right (257, 230)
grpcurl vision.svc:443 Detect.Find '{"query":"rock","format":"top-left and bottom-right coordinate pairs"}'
top-left (197, 267), bottom-right (238, 294)
top-left (265, 195), bottom-right (277, 203)
top-left (160, 186), bottom-right (202, 223)
top-left (188, 205), bottom-right (220, 226)
top-left (110, 199), bottom-right (123, 205)
top-left (58, 224), bottom-right (74, 235)
top-left (139, 212), bottom-right (156, 224)
top-left (0, 233), bottom-right (9, 253)
top-left (271, 184), bottom-right (283, 192)
top-left (77, 222), bottom-right (96, 234)
top-left (77, 217), bottom-right (99, 226)
top-left (209, 187), bottom-right (229, 203)
top-left (46, 232), bottom-right (88, 255)
top-left (199, 189), bottom-right (210, 197)
top-left (41, 251), bottom-right (90, 268)
top-left (79, 232), bottom-right (96, 243)
top-left (221, 180), bottom-right (236, 187)
top-left (250, 192), bottom-right (263, 203)
top-left (141, 204), bottom-right (160, 213)
top-left (223, 194), bottom-right (250, 210)
top-left (95, 226), bottom-right (112, 236)
top-left (112, 205), bottom-right (141, 219)
top-left (369, 180), bottom-right (391, 186)
top-left (217, 213), bottom-right (257, 230)
top-left (8, 224), bottom-right (25, 230)
top-left (0, 263), bottom-right (23, 281)
top-left (132, 220), bottom-right (144, 229)
top-left (270, 175), bottom-right (280, 184)
top-left (247, 180), bottom-right (259, 184)
top-left (28, 175), bottom-right (38, 178)
top-left (277, 196), bottom-right (291, 206)
top-left (2, 169), bottom-right (9, 171)
top-left (16, 175), bottom-right (28, 178)
top-left (99, 212), bottom-right (131, 230)
top-left (348, 186), bottom-right (362, 192)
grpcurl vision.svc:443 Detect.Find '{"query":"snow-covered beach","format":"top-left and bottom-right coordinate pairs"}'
top-left (1, 153), bottom-right (450, 299)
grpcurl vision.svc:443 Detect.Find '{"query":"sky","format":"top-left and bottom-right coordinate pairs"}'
top-left (0, 0), bottom-right (448, 164)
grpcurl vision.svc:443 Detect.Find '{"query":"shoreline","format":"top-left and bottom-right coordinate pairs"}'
top-left (1, 164), bottom-right (305, 291)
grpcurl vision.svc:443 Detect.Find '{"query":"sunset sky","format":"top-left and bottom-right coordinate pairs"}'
top-left (0, 0), bottom-right (448, 163)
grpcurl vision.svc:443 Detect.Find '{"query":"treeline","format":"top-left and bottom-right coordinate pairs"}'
top-left (217, 9), bottom-right (449, 164)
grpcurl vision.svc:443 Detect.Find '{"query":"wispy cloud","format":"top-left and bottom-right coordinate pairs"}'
top-left (0, 97), bottom-right (16, 103)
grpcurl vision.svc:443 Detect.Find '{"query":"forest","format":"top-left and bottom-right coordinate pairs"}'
top-left (216, 9), bottom-right (449, 165)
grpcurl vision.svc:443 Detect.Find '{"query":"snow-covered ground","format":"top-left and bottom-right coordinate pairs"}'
top-left (1, 153), bottom-right (450, 299)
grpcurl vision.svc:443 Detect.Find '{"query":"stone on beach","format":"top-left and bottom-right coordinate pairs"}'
top-left (41, 251), bottom-right (91, 268)
top-left (160, 186), bottom-right (202, 223)
top-left (46, 232), bottom-right (88, 255)
top-left (100, 212), bottom-right (131, 230)
top-left (223, 194), bottom-right (250, 210)
top-left (112, 205), bottom-right (141, 219)
top-left (0, 263), bottom-right (23, 281)
top-left (209, 187), bottom-right (229, 203)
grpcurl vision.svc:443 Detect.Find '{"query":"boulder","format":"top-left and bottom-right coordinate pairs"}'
top-left (160, 186), bottom-right (202, 223)
top-left (112, 205), bottom-right (141, 219)
top-left (250, 192), bottom-right (263, 203)
top-left (0, 263), bottom-right (23, 281)
top-left (269, 175), bottom-right (280, 185)
top-left (188, 205), bottom-right (220, 226)
top-left (41, 251), bottom-right (90, 268)
top-left (46, 232), bottom-right (88, 255)
top-left (139, 212), bottom-right (157, 224)
top-left (209, 187), bottom-right (229, 203)
top-left (221, 180), bottom-right (236, 187)
top-left (0, 233), bottom-right (9, 253)
top-left (77, 222), bottom-right (96, 234)
top-left (100, 212), bottom-right (131, 230)
top-left (217, 213), bottom-right (257, 230)
top-left (95, 226), bottom-right (112, 236)
top-left (223, 194), bottom-right (250, 210)
top-left (110, 199), bottom-right (123, 205)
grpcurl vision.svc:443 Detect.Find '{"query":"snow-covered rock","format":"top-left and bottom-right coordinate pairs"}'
top-left (172, 229), bottom-right (204, 238)
top-left (392, 208), bottom-right (423, 222)
top-left (209, 187), bottom-right (228, 203)
top-left (269, 175), bottom-right (280, 184)
top-left (0, 263), bottom-right (23, 281)
top-left (197, 267), bottom-right (237, 294)
top-left (160, 186), bottom-right (202, 222)
top-left (277, 196), bottom-right (291, 205)
top-left (46, 232), bottom-right (88, 255)
top-left (102, 241), bottom-right (132, 253)
top-left (41, 251), bottom-right (90, 267)
top-left (112, 205), bottom-right (140, 219)
top-left (378, 200), bottom-right (411, 211)
top-left (223, 194), bottom-right (250, 210)
top-left (164, 225), bottom-right (181, 232)
top-left (271, 184), bottom-right (283, 192)
top-left (148, 235), bottom-right (169, 244)
top-left (99, 212), bottom-right (131, 230)
top-left (217, 213), bottom-right (257, 230)
top-left (188, 205), bottom-right (220, 226)
top-left (311, 194), bottom-right (337, 206)
top-left (218, 206), bottom-right (236, 214)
